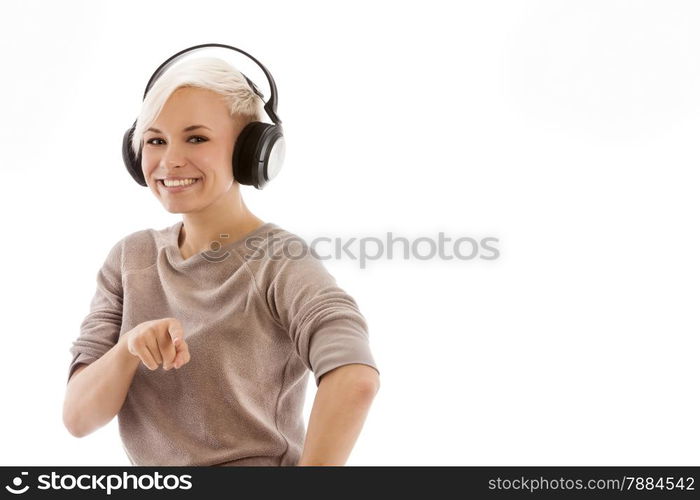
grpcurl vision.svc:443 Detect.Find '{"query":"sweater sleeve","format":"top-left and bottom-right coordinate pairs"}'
top-left (67, 237), bottom-right (125, 384)
top-left (266, 237), bottom-right (379, 387)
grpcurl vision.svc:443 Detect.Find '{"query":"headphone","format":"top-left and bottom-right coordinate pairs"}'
top-left (121, 43), bottom-right (285, 190)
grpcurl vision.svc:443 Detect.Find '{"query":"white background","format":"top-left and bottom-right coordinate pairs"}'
top-left (0, 0), bottom-right (698, 466)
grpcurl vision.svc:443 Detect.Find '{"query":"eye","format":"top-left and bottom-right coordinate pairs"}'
top-left (144, 136), bottom-right (208, 146)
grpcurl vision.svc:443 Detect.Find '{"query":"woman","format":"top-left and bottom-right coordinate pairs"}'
top-left (62, 53), bottom-right (380, 466)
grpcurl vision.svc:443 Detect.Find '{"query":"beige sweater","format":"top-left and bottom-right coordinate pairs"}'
top-left (67, 221), bottom-right (379, 466)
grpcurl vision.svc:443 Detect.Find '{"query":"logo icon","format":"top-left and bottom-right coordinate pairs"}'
top-left (201, 233), bottom-right (231, 263)
top-left (5, 472), bottom-right (29, 494)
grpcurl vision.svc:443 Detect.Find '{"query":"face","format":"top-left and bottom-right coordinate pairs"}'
top-left (140, 86), bottom-right (246, 213)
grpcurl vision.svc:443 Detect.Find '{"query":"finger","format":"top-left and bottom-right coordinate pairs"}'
top-left (159, 331), bottom-right (177, 370)
top-left (145, 336), bottom-right (163, 365)
top-left (167, 319), bottom-right (185, 345)
top-left (166, 319), bottom-right (188, 368)
top-left (173, 339), bottom-right (190, 369)
top-left (136, 343), bottom-right (159, 371)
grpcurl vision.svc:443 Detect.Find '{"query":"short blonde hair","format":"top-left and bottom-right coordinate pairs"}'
top-left (130, 56), bottom-right (265, 157)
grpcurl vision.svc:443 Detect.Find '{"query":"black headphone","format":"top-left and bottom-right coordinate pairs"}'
top-left (121, 43), bottom-right (285, 190)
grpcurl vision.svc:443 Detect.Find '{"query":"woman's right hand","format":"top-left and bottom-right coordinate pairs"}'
top-left (122, 318), bottom-right (191, 371)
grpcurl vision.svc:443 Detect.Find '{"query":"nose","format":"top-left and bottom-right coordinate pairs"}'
top-left (160, 142), bottom-right (188, 169)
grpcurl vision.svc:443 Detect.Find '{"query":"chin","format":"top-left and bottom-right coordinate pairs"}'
top-left (161, 203), bottom-right (196, 215)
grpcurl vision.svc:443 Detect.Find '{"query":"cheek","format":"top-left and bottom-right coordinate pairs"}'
top-left (139, 153), bottom-right (160, 190)
top-left (140, 149), bottom-right (158, 172)
top-left (198, 154), bottom-right (234, 180)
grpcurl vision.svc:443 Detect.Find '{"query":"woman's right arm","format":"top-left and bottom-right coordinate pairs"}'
top-left (62, 332), bottom-right (141, 438)
top-left (63, 317), bottom-right (191, 438)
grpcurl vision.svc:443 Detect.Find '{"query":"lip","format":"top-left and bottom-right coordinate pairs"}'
top-left (158, 178), bottom-right (202, 193)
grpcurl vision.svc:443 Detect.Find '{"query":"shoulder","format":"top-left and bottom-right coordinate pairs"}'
top-left (106, 222), bottom-right (178, 274)
top-left (238, 223), bottom-right (332, 285)
top-left (258, 223), bottom-right (313, 257)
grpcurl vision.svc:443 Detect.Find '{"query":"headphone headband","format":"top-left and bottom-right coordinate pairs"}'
top-left (143, 42), bottom-right (282, 125)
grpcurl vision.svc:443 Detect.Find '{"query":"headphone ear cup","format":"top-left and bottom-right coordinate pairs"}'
top-left (233, 121), bottom-right (284, 189)
top-left (122, 122), bottom-right (147, 186)
top-left (233, 121), bottom-right (266, 187)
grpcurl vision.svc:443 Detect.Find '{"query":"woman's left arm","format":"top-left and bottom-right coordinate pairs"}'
top-left (297, 363), bottom-right (380, 466)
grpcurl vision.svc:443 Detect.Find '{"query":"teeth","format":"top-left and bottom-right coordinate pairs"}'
top-left (163, 178), bottom-right (198, 187)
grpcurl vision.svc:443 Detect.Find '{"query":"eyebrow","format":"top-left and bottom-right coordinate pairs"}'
top-left (145, 124), bottom-right (212, 134)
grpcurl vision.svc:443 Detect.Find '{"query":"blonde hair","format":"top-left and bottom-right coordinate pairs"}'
top-left (130, 56), bottom-right (265, 157)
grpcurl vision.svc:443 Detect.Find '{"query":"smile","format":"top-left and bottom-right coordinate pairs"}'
top-left (158, 178), bottom-right (202, 193)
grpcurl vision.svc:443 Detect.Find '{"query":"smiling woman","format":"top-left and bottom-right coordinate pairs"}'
top-left (63, 45), bottom-right (380, 467)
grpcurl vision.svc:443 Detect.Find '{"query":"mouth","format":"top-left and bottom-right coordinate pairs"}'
top-left (157, 178), bottom-right (202, 193)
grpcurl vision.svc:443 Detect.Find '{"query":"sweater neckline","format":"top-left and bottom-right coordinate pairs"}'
top-left (167, 220), bottom-right (277, 266)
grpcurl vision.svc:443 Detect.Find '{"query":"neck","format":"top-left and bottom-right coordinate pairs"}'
top-left (178, 184), bottom-right (264, 258)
